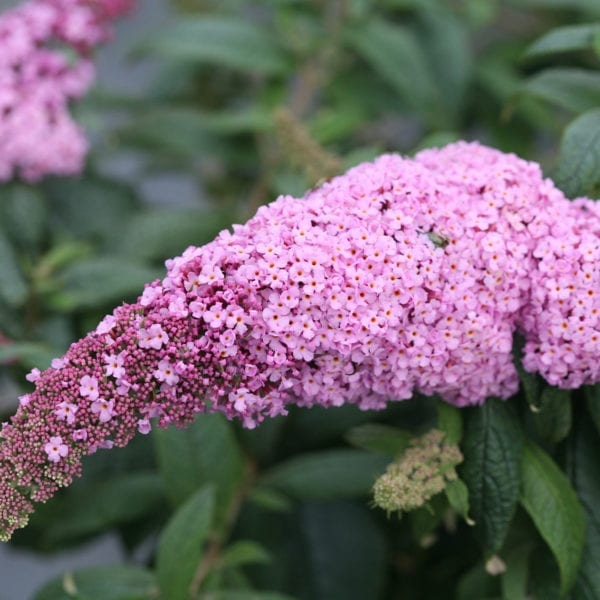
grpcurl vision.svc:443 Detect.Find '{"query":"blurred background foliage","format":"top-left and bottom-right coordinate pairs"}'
top-left (1, 0), bottom-right (600, 598)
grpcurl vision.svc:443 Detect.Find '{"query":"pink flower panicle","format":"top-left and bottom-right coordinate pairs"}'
top-left (2, 141), bottom-right (600, 540)
top-left (0, 0), bottom-right (134, 182)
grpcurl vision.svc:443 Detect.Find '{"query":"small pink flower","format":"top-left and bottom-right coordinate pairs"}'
top-left (104, 352), bottom-right (125, 379)
top-left (79, 375), bottom-right (99, 401)
top-left (138, 323), bottom-right (169, 350)
top-left (137, 418), bottom-right (151, 435)
top-left (55, 401), bottom-right (78, 425)
top-left (25, 368), bottom-right (40, 383)
top-left (91, 398), bottom-right (115, 423)
top-left (153, 360), bottom-right (179, 386)
top-left (73, 429), bottom-right (88, 441)
top-left (51, 358), bottom-right (66, 370)
top-left (44, 436), bottom-right (68, 463)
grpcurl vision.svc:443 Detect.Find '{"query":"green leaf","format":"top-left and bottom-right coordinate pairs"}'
top-left (436, 399), bottom-right (463, 444)
top-left (416, 7), bottom-right (472, 125)
top-left (532, 386), bottom-right (572, 443)
top-left (344, 424), bottom-right (411, 455)
top-left (456, 562), bottom-right (500, 600)
top-left (0, 341), bottom-right (56, 370)
top-left (520, 440), bottom-right (585, 596)
top-left (520, 68), bottom-right (600, 114)
top-left (146, 16), bottom-right (288, 74)
top-left (445, 478), bottom-right (472, 524)
top-left (46, 177), bottom-right (138, 241)
top-left (345, 18), bottom-right (439, 125)
top-left (247, 487), bottom-right (293, 513)
top-left (584, 384), bottom-right (600, 435)
top-left (413, 131), bottom-right (460, 153)
top-left (299, 502), bottom-right (386, 600)
top-left (566, 419), bottom-right (600, 599)
top-left (221, 540), bottom-right (271, 569)
top-left (529, 547), bottom-right (561, 600)
top-left (516, 369), bottom-right (541, 409)
top-left (114, 209), bottom-right (233, 262)
top-left (153, 413), bottom-right (244, 528)
top-left (501, 544), bottom-right (533, 600)
top-left (49, 257), bottom-right (161, 311)
top-left (554, 108), bottom-right (600, 198)
top-left (509, 0), bottom-right (600, 15)
top-left (460, 399), bottom-right (523, 552)
top-left (201, 592), bottom-right (295, 600)
top-left (44, 473), bottom-right (166, 544)
top-left (0, 225), bottom-right (28, 307)
top-left (524, 23), bottom-right (600, 59)
top-left (260, 450), bottom-right (389, 501)
top-left (156, 485), bottom-right (215, 600)
top-left (33, 565), bottom-right (157, 600)
top-left (117, 111), bottom-right (219, 157)
top-left (0, 184), bottom-right (47, 250)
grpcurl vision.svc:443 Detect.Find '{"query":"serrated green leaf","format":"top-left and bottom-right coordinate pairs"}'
top-left (344, 424), bottom-right (411, 455)
top-left (554, 108), bottom-right (600, 198)
top-left (345, 18), bottom-right (439, 125)
top-left (533, 386), bottom-right (572, 443)
top-left (520, 440), bottom-right (585, 596)
top-left (156, 485), bottom-right (215, 600)
top-left (153, 413), bottom-right (244, 529)
top-left (260, 450), bottom-right (389, 500)
top-left (524, 23), bottom-right (600, 59)
top-left (0, 225), bottom-right (28, 307)
top-left (221, 540), bottom-right (271, 569)
top-left (33, 565), bottom-right (157, 600)
top-left (146, 16), bottom-right (288, 74)
top-left (566, 419), bottom-right (600, 599)
top-left (520, 68), bottom-right (600, 113)
top-left (436, 400), bottom-right (463, 445)
top-left (460, 399), bottom-right (523, 552)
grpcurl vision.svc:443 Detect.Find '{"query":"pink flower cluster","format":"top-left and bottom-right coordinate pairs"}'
top-left (0, 0), bottom-right (133, 181)
top-left (2, 141), bottom-right (600, 540)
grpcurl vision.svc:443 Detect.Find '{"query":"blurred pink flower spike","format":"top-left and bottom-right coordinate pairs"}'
top-left (0, 0), bottom-right (134, 182)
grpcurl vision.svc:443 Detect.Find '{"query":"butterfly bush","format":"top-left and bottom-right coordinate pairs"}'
top-left (0, 0), bottom-right (133, 182)
top-left (1, 141), bottom-right (600, 540)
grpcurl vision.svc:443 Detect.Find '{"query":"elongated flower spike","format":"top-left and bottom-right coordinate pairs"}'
top-left (2, 141), bottom-right (600, 540)
top-left (0, 0), bottom-right (134, 182)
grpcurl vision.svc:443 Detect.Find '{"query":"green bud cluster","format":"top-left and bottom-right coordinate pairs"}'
top-left (373, 429), bottom-right (463, 514)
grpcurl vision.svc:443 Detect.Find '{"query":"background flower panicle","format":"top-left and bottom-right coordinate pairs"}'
top-left (0, 0), bottom-right (134, 182)
top-left (2, 141), bottom-right (600, 541)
